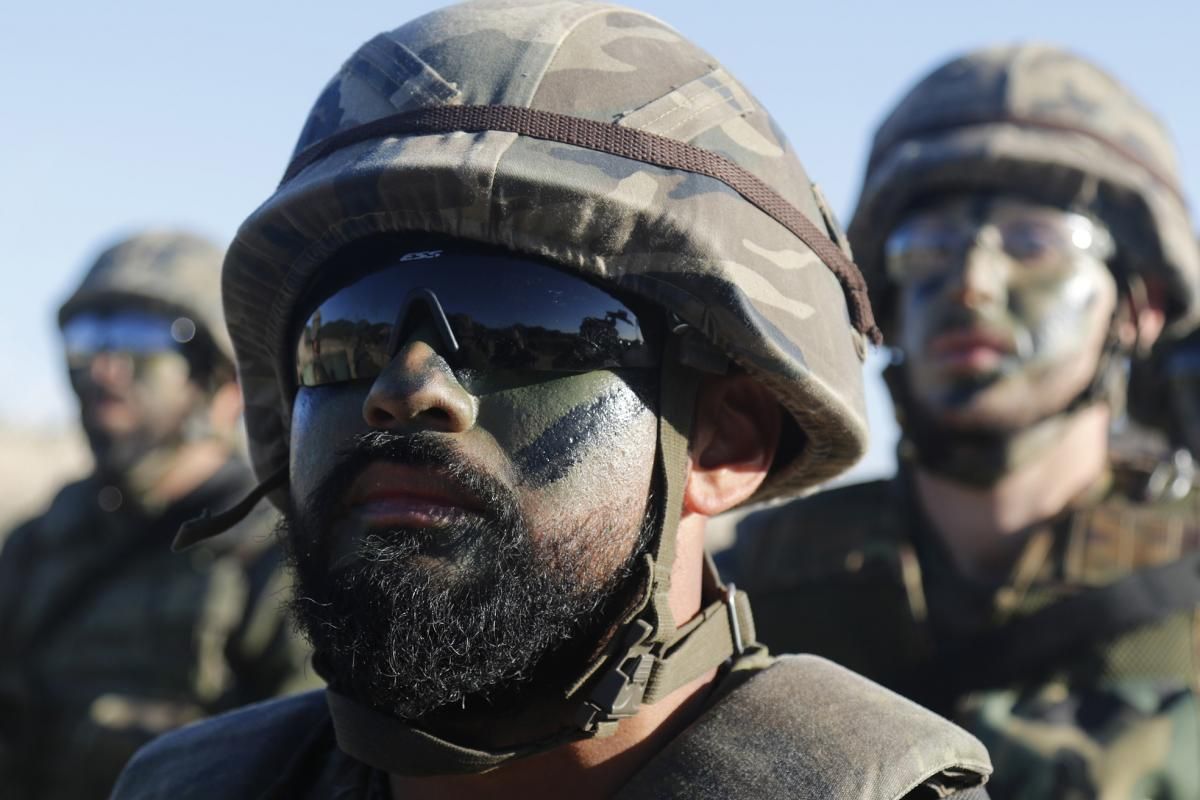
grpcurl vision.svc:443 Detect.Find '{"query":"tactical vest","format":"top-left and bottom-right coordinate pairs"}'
top-left (0, 460), bottom-right (313, 800)
top-left (111, 654), bottom-right (990, 799)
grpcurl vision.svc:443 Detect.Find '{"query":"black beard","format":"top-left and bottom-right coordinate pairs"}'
top-left (282, 431), bottom-right (653, 722)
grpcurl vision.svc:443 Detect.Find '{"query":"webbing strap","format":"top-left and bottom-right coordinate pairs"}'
top-left (326, 689), bottom-right (579, 777)
top-left (281, 104), bottom-right (881, 344)
top-left (172, 466), bottom-right (288, 549)
top-left (910, 550), bottom-right (1200, 699)
top-left (644, 581), bottom-right (755, 704)
top-left (574, 339), bottom-right (758, 732)
top-left (645, 345), bottom-right (701, 643)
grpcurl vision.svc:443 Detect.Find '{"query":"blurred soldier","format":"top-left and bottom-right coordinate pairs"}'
top-left (1155, 328), bottom-right (1200, 458)
top-left (110, 3), bottom-right (992, 798)
top-left (1128, 306), bottom-right (1200, 474)
top-left (0, 232), bottom-right (313, 800)
top-left (736, 45), bottom-right (1200, 799)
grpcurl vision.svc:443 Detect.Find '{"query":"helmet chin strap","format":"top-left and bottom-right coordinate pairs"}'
top-left (888, 314), bottom-right (1127, 487)
top-left (195, 326), bottom-right (758, 777)
top-left (568, 328), bottom-right (755, 738)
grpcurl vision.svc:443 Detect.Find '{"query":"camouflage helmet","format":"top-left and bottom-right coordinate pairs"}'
top-left (223, 0), bottom-right (878, 509)
top-left (848, 44), bottom-right (1200, 337)
top-left (59, 230), bottom-right (233, 362)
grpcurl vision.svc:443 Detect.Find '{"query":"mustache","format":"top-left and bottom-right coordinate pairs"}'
top-left (73, 378), bottom-right (125, 406)
top-left (925, 308), bottom-right (1028, 357)
top-left (303, 430), bottom-right (512, 524)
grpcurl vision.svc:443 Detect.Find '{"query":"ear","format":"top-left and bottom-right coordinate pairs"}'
top-left (1117, 278), bottom-right (1167, 355)
top-left (684, 374), bottom-right (782, 517)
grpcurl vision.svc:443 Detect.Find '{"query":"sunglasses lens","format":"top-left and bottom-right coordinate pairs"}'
top-left (885, 206), bottom-right (1112, 284)
top-left (295, 253), bottom-right (655, 388)
top-left (63, 311), bottom-right (182, 368)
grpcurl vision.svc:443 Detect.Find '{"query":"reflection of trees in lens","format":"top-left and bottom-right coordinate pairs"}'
top-left (564, 313), bottom-right (627, 369)
top-left (495, 328), bottom-right (540, 370)
top-left (449, 311), bottom-right (638, 371)
top-left (307, 318), bottom-right (390, 382)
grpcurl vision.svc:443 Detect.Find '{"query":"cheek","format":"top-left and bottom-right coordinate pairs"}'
top-left (132, 357), bottom-right (196, 421)
top-left (477, 371), bottom-right (658, 503)
top-left (289, 385), bottom-right (369, 499)
top-left (1017, 265), bottom-right (1116, 364)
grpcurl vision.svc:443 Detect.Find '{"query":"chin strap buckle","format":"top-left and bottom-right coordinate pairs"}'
top-left (575, 619), bottom-right (657, 737)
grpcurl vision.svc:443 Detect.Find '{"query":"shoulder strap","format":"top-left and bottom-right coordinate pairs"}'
top-left (617, 655), bottom-right (991, 800)
top-left (911, 550), bottom-right (1200, 701)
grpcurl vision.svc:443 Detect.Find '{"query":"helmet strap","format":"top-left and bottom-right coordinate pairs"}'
top-left (570, 327), bottom-right (755, 735)
top-left (198, 329), bottom-right (756, 776)
top-left (322, 329), bottom-right (756, 775)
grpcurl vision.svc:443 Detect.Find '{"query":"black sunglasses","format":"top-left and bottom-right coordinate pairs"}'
top-left (63, 310), bottom-right (195, 369)
top-left (294, 249), bottom-right (658, 388)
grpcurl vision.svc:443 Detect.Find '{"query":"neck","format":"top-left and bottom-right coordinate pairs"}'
top-left (389, 512), bottom-right (715, 800)
top-left (913, 404), bottom-right (1110, 581)
top-left (118, 439), bottom-right (231, 512)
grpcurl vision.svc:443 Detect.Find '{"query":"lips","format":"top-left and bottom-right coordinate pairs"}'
top-left (927, 327), bottom-right (1017, 372)
top-left (344, 462), bottom-right (485, 528)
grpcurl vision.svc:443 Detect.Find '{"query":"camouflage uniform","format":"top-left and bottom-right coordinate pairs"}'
top-left (0, 464), bottom-right (309, 800)
top-left (736, 46), bottom-right (1200, 799)
top-left (738, 467), bottom-right (1200, 798)
top-left (0, 232), bottom-right (314, 800)
top-left (112, 2), bottom-right (991, 797)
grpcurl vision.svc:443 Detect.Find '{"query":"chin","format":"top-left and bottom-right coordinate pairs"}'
top-left (919, 379), bottom-right (1044, 433)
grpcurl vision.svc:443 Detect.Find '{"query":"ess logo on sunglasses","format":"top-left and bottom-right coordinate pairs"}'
top-left (399, 250), bottom-right (443, 262)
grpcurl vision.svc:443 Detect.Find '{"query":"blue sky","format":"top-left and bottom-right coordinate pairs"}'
top-left (4, 0), bottom-right (1199, 480)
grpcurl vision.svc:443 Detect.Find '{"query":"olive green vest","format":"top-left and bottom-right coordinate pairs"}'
top-left (110, 654), bottom-right (991, 798)
top-left (617, 655), bottom-right (990, 799)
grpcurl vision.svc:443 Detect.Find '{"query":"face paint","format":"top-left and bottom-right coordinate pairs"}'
top-left (286, 262), bottom-right (661, 720)
top-left (889, 194), bottom-right (1119, 432)
top-left (474, 369), bottom-right (655, 489)
top-left (69, 347), bottom-right (204, 480)
top-left (284, 428), bottom-right (656, 721)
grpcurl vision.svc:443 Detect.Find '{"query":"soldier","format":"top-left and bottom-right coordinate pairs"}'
top-left (0, 232), bottom-right (313, 800)
top-left (109, 2), bottom-right (993, 798)
top-left (1155, 327), bottom-right (1200, 460)
top-left (1129, 315), bottom-right (1200, 467)
top-left (735, 45), bottom-right (1200, 798)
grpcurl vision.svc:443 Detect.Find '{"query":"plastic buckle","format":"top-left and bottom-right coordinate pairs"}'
top-left (575, 620), bottom-right (656, 735)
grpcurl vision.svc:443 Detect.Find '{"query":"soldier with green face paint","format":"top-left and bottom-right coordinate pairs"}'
top-left (735, 45), bottom-right (1200, 799)
top-left (109, 2), bottom-right (994, 798)
top-left (0, 232), bottom-right (314, 800)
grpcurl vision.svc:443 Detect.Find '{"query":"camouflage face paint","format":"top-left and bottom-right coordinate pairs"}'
top-left (286, 329), bottom-right (659, 720)
top-left (891, 194), bottom-right (1119, 431)
top-left (288, 311), bottom-right (660, 566)
top-left (472, 368), bottom-right (656, 490)
top-left (69, 348), bottom-right (203, 478)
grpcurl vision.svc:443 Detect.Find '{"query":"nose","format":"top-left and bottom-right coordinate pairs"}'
top-left (362, 327), bottom-right (477, 433)
top-left (85, 351), bottom-right (136, 389)
top-left (946, 228), bottom-right (1008, 310)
